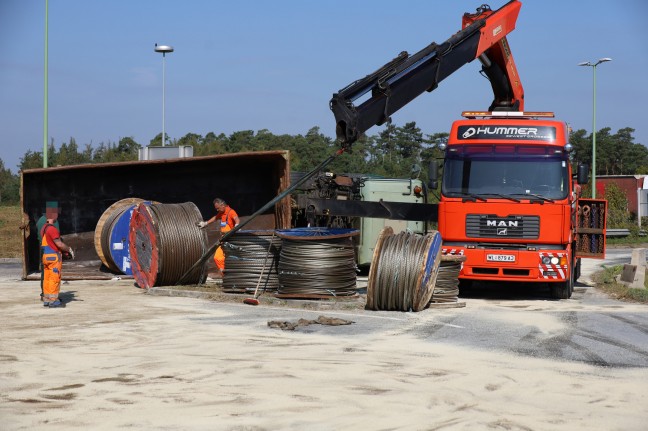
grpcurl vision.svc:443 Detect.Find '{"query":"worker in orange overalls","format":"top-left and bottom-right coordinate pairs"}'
top-left (198, 198), bottom-right (239, 276)
top-left (41, 203), bottom-right (74, 308)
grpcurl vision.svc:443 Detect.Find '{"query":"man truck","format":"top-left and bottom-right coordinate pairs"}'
top-left (328, 0), bottom-right (606, 299)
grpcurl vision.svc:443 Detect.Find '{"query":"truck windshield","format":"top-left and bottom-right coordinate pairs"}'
top-left (442, 145), bottom-right (569, 200)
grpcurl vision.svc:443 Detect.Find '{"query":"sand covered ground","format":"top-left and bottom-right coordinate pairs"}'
top-left (1, 266), bottom-right (647, 430)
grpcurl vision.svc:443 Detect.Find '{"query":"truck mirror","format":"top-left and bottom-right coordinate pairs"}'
top-left (577, 164), bottom-right (589, 185)
top-left (428, 160), bottom-right (439, 189)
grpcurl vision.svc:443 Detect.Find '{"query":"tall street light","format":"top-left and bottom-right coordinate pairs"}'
top-left (578, 57), bottom-right (612, 198)
top-left (43, 0), bottom-right (49, 167)
top-left (154, 43), bottom-right (174, 146)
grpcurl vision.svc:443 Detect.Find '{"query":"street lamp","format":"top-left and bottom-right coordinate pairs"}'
top-left (154, 43), bottom-right (174, 146)
top-left (578, 57), bottom-right (612, 198)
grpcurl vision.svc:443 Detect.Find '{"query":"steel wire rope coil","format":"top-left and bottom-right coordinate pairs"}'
top-left (94, 198), bottom-right (146, 273)
top-left (275, 227), bottom-right (359, 297)
top-left (367, 228), bottom-right (443, 312)
top-left (430, 255), bottom-right (466, 303)
top-left (222, 230), bottom-right (282, 293)
top-left (129, 202), bottom-right (208, 288)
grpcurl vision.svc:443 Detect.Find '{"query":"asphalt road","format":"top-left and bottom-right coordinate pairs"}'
top-left (187, 247), bottom-right (648, 368)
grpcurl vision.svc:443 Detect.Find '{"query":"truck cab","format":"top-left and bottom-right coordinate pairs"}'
top-left (437, 111), bottom-right (605, 298)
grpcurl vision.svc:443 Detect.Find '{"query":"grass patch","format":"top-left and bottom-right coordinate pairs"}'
top-left (592, 265), bottom-right (648, 303)
top-left (0, 205), bottom-right (22, 258)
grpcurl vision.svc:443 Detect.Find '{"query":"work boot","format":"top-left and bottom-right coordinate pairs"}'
top-left (48, 300), bottom-right (64, 308)
top-left (43, 302), bottom-right (49, 307)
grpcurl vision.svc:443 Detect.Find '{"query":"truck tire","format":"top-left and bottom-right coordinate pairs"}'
top-left (550, 269), bottom-right (573, 300)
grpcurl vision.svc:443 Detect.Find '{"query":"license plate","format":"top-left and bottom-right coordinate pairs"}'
top-left (487, 254), bottom-right (516, 262)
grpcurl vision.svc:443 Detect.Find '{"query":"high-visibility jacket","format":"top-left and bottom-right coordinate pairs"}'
top-left (219, 206), bottom-right (238, 233)
top-left (41, 224), bottom-right (62, 301)
top-left (214, 206), bottom-right (239, 271)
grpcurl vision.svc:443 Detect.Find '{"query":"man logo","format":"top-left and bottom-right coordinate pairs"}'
top-left (497, 228), bottom-right (508, 235)
top-left (462, 127), bottom-right (476, 139)
top-left (487, 220), bottom-right (519, 227)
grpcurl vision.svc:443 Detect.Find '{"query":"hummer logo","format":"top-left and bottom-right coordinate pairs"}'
top-left (487, 220), bottom-right (519, 227)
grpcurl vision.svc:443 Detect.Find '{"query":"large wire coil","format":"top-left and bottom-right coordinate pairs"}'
top-left (430, 255), bottom-right (466, 303)
top-left (129, 202), bottom-right (208, 288)
top-left (366, 227), bottom-right (443, 312)
top-left (275, 228), bottom-right (359, 297)
top-left (222, 230), bottom-right (282, 294)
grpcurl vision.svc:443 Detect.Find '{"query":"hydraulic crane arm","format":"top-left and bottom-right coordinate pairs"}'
top-left (330, 0), bottom-right (524, 148)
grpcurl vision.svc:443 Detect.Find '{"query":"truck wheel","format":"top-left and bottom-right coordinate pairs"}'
top-left (550, 282), bottom-right (569, 299)
top-left (550, 270), bottom-right (573, 299)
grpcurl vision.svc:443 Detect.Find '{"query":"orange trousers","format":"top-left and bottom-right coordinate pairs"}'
top-left (214, 246), bottom-right (225, 271)
top-left (214, 226), bottom-right (232, 271)
top-left (42, 252), bottom-right (62, 302)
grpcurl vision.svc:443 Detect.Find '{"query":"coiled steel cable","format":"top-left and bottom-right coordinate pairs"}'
top-left (431, 255), bottom-right (465, 303)
top-left (367, 227), bottom-right (443, 312)
top-left (222, 231), bottom-right (281, 294)
top-left (130, 202), bottom-right (207, 288)
top-left (276, 228), bottom-right (359, 297)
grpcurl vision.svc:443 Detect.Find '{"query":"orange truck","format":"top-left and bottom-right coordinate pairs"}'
top-left (329, 0), bottom-right (606, 299)
top-left (435, 111), bottom-right (606, 298)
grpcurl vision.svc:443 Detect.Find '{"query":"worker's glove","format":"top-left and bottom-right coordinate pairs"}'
top-left (68, 248), bottom-right (75, 260)
top-left (197, 221), bottom-right (208, 229)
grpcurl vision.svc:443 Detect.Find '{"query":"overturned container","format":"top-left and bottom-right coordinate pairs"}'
top-left (20, 151), bottom-right (291, 280)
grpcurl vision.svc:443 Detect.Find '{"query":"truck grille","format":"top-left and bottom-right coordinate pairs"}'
top-left (466, 214), bottom-right (540, 239)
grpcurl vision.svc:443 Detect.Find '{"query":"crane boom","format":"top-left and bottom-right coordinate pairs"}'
top-left (330, 0), bottom-right (524, 148)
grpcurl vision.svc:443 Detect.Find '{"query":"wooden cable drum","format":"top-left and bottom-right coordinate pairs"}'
top-left (366, 227), bottom-right (443, 312)
top-left (129, 202), bottom-right (208, 288)
top-left (94, 198), bottom-right (146, 273)
top-left (275, 227), bottom-right (359, 298)
top-left (430, 254), bottom-right (466, 304)
top-left (222, 230), bottom-right (282, 294)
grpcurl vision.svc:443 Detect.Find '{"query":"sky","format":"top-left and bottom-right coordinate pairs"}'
top-left (1, 0), bottom-right (647, 172)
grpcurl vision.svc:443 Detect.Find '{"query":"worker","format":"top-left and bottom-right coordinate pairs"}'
top-left (36, 202), bottom-right (60, 303)
top-left (198, 198), bottom-right (239, 276)
top-left (41, 202), bottom-right (74, 308)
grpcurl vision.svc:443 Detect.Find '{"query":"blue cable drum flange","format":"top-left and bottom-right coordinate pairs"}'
top-left (108, 201), bottom-right (153, 275)
top-left (275, 227), bottom-right (359, 240)
top-left (94, 198), bottom-right (153, 274)
top-left (414, 230), bottom-right (443, 311)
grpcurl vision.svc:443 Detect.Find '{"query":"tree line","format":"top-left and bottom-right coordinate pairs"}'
top-left (0, 123), bottom-right (644, 205)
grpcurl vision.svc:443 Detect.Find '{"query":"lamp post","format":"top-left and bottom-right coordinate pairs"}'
top-left (154, 44), bottom-right (174, 146)
top-left (43, 0), bottom-right (49, 167)
top-left (578, 57), bottom-right (611, 198)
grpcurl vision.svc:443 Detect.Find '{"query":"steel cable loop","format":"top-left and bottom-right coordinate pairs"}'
top-left (148, 202), bottom-right (208, 286)
top-left (277, 237), bottom-right (358, 297)
top-left (368, 229), bottom-right (442, 312)
top-left (222, 231), bottom-right (281, 294)
top-left (430, 255), bottom-right (466, 303)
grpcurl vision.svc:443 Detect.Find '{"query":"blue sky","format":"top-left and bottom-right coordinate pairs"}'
top-left (1, 0), bottom-right (647, 172)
